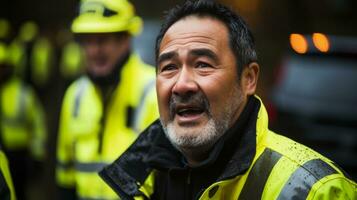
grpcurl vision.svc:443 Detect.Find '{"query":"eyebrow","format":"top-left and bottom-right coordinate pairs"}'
top-left (190, 48), bottom-right (219, 62)
top-left (157, 51), bottom-right (178, 65)
top-left (157, 48), bottom-right (219, 65)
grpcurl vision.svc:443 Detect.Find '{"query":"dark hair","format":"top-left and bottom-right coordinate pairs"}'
top-left (155, 0), bottom-right (257, 77)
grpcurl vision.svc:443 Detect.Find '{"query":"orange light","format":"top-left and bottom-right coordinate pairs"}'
top-left (312, 33), bottom-right (330, 52)
top-left (290, 34), bottom-right (308, 54)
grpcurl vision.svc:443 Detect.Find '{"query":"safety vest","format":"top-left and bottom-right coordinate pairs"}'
top-left (0, 77), bottom-right (46, 160)
top-left (0, 148), bottom-right (16, 200)
top-left (56, 53), bottom-right (158, 199)
top-left (100, 96), bottom-right (357, 200)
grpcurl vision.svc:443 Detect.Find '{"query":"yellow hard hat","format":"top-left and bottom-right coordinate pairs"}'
top-left (71, 0), bottom-right (142, 35)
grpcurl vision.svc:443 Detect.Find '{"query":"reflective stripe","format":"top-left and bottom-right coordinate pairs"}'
top-left (56, 160), bottom-right (74, 170)
top-left (133, 79), bottom-right (155, 132)
top-left (75, 162), bottom-right (108, 173)
top-left (277, 159), bottom-right (337, 200)
top-left (0, 117), bottom-right (26, 126)
top-left (239, 148), bottom-right (282, 200)
top-left (73, 78), bottom-right (88, 117)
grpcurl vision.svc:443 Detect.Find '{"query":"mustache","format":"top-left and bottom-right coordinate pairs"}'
top-left (169, 91), bottom-right (211, 120)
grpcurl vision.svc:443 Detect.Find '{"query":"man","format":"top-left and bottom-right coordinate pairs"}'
top-left (56, 0), bottom-right (158, 199)
top-left (99, 1), bottom-right (357, 199)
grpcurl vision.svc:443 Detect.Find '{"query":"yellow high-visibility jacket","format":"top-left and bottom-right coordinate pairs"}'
top-left (0, 77), bottom-right (46, 160)
top-left (0, 148), bottom-right (16, 200)
top-left (100, 96), bottom-right (356, 200)
top-left (56, 54), bottom-right (158, 199)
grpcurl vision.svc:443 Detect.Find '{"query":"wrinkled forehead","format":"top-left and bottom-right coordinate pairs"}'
top-left (159, 15), bottom-right (230, 54)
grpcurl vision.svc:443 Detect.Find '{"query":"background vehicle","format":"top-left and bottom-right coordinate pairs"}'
top-left (269, 33), bottom-right (357, 181)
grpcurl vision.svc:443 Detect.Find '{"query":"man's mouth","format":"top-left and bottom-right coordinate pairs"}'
top-left (168, 91), bottom-right (210, 124)
top-left (176, 106), bottom-right (205, 117)
top-left (172, 104), bottom-right (207, 124)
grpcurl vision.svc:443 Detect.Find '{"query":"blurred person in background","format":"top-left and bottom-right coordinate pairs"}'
top-left (7, 21), bottom-right (55, 95)
top-left (0, 146), bottom-right (16, 200)
top-left (0, 18), bottom-right (47, 200)
top-left (99, 1), bottom-right (356, 199)
top-left (55, 0), bottom-right (158, 199)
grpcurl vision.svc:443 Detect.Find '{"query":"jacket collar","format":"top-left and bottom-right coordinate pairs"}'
top-left (100, 121), bottom-right (164, 198)
top-left (145, 96), bottom-right (259, 178)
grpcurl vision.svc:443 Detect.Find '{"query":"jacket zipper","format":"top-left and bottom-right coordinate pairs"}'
top-left (98, 88), bottom-right (112, 154)
top-left (186, 169), bottom-right (192, 200)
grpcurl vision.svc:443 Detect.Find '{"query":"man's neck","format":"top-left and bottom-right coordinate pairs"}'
top-left (184, 151), bottom-right (208, 167)
top-left (181, 144), bottom-right (214, 167)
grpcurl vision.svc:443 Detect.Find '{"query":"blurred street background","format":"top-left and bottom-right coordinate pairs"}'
top-left (1, 0), bottom-right (356, 199)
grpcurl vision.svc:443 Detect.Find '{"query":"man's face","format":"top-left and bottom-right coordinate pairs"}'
top-left (157, 16), bottom-right (249, 153)
top-left (80, 33), bottom-right (129, 77)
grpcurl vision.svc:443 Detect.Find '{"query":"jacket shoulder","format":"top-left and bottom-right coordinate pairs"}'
top-left (125, 54), bottom-right (156, 81)
top-left (258, 131), bottom-right (356, 199)
top-left (63, 76), bottom-right (91, 101)
top-left (61, 76), bottom-right (92, 114)
top-left (266, 131), bottom-right (335, 169)
top-left (64, 76), bottom-right (90, 94)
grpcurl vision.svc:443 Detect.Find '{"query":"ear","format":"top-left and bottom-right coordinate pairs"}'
top-left (241, 62), bottom-right (259, 95)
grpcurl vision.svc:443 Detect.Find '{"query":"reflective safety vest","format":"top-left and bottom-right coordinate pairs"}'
top-left (56, 54), bottom-right (158, 199)
top-left (0, 77), bottom-right (47, 160)
top-left (0, 148), bottom-right (16, 200)
top-left (100, 96), bottom-right (357, 200)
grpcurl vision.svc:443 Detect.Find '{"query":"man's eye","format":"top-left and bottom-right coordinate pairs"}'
top-left (161, 64), bottom-right (177, 72)
top-left (196, 62), bottom-right (212, 68)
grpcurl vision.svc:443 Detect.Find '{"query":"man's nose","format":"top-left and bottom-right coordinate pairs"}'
top-left (172, 67), bottom-right (199, 95)
top-left (86, 42), bottom-right (101, 55)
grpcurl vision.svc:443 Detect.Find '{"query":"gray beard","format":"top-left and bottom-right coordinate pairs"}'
top-left (161, 104), bottom-right (231, 158)
top-left (161, 84), bottom-right (243, 162)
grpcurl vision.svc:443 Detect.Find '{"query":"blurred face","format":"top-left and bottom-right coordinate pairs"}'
top-left (80, 33), bottom-right (130, 77)
top-left (157, 16), bottom-right (251, 158)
